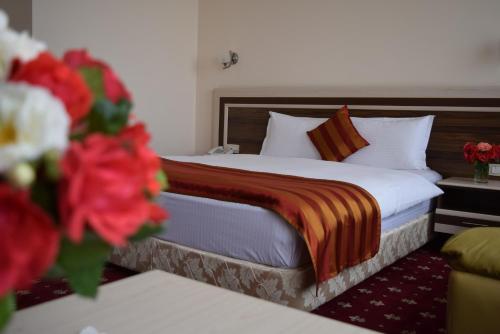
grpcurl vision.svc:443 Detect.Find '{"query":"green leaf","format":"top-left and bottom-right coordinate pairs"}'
top-left (69, 132), bottom-right (85, 141)
top-left (43, 150), bottom-right (61, 181)
top-left (30, 177), bottom-right (59, 221)
top-left (87, 98), bottom-right (131, 135)
top-left (79, 67), bottom-right (105, 101)
top-left (129, 224), bottom-right (163, 242)
top-left (0, 292), bottom-right (15, 331)
top-left (56, 232), bottom-right (111, 298)
top-left (44, 264), bottom-right (66, 279)
top-left (156, 170), bottom-right (168, 191)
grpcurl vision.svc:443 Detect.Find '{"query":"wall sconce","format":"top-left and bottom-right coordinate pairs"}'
top-left (222, 50), bottom-right (239, 69)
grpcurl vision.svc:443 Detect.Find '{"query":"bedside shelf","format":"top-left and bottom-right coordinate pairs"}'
top-left (437, 177), bottom-right (500, 191)
top-left (435, 177), bottom-right (500, 234)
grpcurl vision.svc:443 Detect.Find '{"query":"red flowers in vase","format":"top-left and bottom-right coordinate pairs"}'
top-left (463, 142), bottom-right (499, 183)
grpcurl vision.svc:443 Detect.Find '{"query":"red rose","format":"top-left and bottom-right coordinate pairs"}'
top-left (63, 49), bottom-right (131, 103)
top-left (494, 145), bottom-right (500, 161)
top-left (0, 184), bottom-right (59, 295)
top-left (59, 133), bottom-right (167, 246)
top-left (119, 123), bottom-right (163, 195)
top-left (476, 148), bottom-right (495, 163)
top-left (463, 142), bottom-right (477, 163)
top-left (120, 122), bottom-right (150, 146)
top-left (9, 52), bottom-right (92, 125)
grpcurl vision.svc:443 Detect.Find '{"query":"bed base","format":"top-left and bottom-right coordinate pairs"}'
top-left (110, 213), bottom-right (432, 311)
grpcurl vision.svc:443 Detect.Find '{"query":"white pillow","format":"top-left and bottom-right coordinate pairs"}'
top-left (260, 112), bottom-right (326, 159)
top-left (260, 111), bottom-right (435, 170)
top-left (343, 116), bottom-right (435, 170)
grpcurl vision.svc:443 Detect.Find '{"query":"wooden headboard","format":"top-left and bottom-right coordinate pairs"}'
top-left (217, 95), bottom-right (500, 177)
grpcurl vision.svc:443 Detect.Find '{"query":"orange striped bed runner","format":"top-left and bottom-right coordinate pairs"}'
top-left (161, 158), bottom-right (381, 284)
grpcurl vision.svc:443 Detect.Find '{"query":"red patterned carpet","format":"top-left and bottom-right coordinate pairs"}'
top-left (313, 235), bottom-right (451, 334)
top-left (17, 236), bottom-right (450, 334)
top-left (16, 264), bottom-right (137, 310)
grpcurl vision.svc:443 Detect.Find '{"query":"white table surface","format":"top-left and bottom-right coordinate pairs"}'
top-left (6, 270), bottom-right (376, 334)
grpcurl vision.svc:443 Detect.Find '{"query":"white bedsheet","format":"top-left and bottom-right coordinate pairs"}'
top-left (406, 168), bottom-right (442, 184)
top-left (165, 154), bottom-right (443, 219)
top-left (156, 155), bottom-right (443, 268)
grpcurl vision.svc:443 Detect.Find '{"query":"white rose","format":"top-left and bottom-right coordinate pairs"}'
top-left (0, 83), bottom-right (70, 172)
top-left (0, 16), bottom-right (46, 79)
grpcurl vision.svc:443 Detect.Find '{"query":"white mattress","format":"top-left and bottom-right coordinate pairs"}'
top-left (157, 194), bottom-right (435, 268)
top-left (157, 155), bottom-right (443, 269)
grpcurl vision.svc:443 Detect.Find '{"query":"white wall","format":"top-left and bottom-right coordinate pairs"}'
top-left (196, 0), bottom-right (500, 153)
top-left (1, 0), bottom-right (32, 33)
top-left (29, 1), bottom-right (500, 154)
top-left (33, 0), bottom-right (198, 155)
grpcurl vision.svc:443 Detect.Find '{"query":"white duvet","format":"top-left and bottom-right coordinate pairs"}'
top-left (166, 154), bottom-right (443, 219)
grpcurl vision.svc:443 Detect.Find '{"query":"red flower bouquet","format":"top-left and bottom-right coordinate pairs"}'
top-left (463, 142), bottom-right (498, 183)
top-left (0, 11), bottom-right (168, 328)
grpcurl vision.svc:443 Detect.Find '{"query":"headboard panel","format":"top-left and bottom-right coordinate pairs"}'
top-left (218, 96), bottom-right (500, 178)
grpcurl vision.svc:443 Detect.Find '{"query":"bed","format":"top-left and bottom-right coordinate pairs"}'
top-left (110, 91), bottom-right (500, 310)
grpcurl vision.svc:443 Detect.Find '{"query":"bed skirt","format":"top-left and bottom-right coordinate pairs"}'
top-left (109, 213), bottom-right (433, 311)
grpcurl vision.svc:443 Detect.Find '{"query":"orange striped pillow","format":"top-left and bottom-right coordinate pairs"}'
top-left (307, 106), bottom-right (369, 161)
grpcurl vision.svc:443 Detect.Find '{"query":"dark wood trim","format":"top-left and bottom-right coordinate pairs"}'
top-left (219, 97), bottom-right (500, 145)
top-left (434, 213), bottom-right (500, 228)
top-left (218, 96), bottom-right (500, 177)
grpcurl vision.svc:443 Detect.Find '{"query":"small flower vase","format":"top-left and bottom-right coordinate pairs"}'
top-left (474, 162), bottom-right (489, 183)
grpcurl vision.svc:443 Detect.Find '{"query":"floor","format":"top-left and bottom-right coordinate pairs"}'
top-left (313, 235), bottom-right (450, 334)
top-left (16, 235), bottom-right (450, 334)
top-left (15, 264), bottom-right (137, 310)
